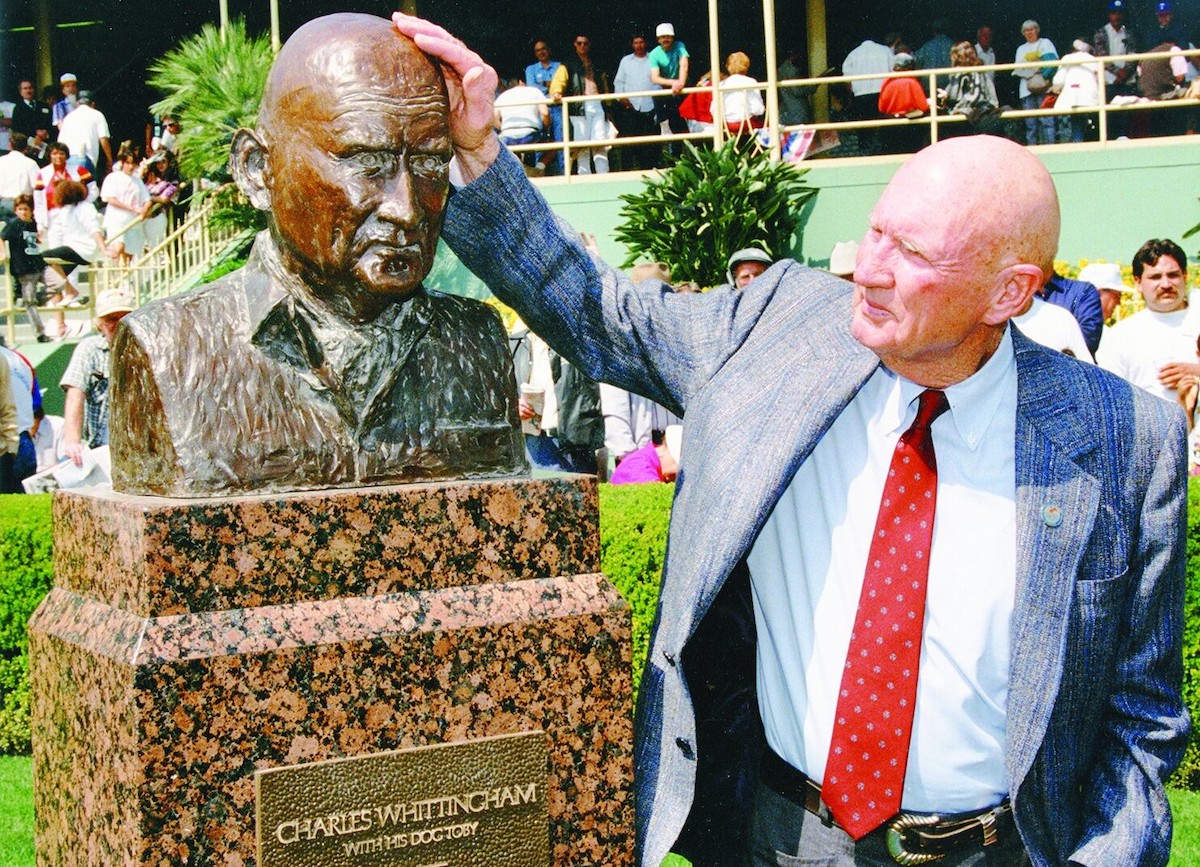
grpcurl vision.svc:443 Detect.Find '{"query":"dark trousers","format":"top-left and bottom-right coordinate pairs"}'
top-left (0, 432), bottom-right (36, 493)
top-left (612, 105), bottom-right (661, 170)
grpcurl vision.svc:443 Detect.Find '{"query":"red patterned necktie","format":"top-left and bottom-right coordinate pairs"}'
top-left (822, 388), bottom-right (950, 840)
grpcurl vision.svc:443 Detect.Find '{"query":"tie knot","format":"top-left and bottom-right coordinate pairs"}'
top-left (912, 389), bottom-right (949, 432)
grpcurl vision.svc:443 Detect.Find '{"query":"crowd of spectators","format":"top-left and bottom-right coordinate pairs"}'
top-left (836, 2), bottom-right (1199, 155)
top-left (0, 69), bottom-right (186, 493)
top-left (489, 5), bottom-right (1198, 172)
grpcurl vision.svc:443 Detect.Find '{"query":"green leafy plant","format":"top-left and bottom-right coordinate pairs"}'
top-left (147, 18), bottom-right (272, 233)
top-left (614, 140), bottom-right (818, 288)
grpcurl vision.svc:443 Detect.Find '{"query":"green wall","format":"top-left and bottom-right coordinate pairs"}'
top-left (428, 138), bottom-right (1200, 293)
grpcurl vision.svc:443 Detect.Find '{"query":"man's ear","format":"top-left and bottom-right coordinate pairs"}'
top-left (231, 128), bottom-right (270, 211)
top-left (983, 264), bottom-right (1044, 325)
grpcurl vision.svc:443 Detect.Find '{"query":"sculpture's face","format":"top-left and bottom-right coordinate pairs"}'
top-left (263, 32), bottom-right (451, 302)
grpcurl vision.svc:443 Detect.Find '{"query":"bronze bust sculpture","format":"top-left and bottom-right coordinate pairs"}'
top-left (109, 13), bottom-right (527, 497)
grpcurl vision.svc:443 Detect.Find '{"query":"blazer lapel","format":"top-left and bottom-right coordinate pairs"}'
top-left (1005, 334), bottom-right (1101, 790)
top-left (662, 306), bottom-right (880, 645)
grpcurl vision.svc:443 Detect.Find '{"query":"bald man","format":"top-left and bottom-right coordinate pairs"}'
top-left (397, 14), bottom-right (1188, 867)
top-left (107, 13), bottom-right (525, 497)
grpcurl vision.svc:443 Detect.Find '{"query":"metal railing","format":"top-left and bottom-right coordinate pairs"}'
top-left (88, 189), bottom-right (242, 306)
top-left (1, 189), bottom-right (241, 345)
top-left (499, 46), bottom-right (1200, 178)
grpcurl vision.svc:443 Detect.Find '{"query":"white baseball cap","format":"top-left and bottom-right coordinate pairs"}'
top-left (656, 23), bottom-right (675, 38)
top-left (1078, 262), bottom-right (1130, 293)
top-left (60, 72), bottom-right (77, 83)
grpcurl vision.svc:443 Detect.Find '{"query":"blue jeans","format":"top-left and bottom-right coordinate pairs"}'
top-left (1021, 94), bottom-right (1056, 145)
top-left (537, 105), bottom-right (564, 175)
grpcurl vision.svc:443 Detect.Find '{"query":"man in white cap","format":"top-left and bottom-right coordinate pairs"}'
top-left (1078, 261), bottom-right (1130, 322)
top-left (52, 73), bottom-right (79, 129)
top-left (59, 287), bottom-right (136, 466)
top-left (57, 90), bottom-right (112, 176)
top-left (648, 23), bottom-right (690, 152)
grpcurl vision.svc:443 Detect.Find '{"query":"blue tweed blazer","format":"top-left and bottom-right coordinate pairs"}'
top-left (443, 149), bottom-right (1189, 867)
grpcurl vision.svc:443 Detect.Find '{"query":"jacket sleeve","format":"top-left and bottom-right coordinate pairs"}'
top-left (441, 147), bottom-right (785, 417)
top-left (0, 361), bottom-right (17, 455)
top-left (1069, 406), bottom-right (1189, 866)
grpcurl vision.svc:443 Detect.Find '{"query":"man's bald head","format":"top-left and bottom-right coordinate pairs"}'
top-left (233, 13), bottom-right (454, 321)
top-left (852, 136), bottom-right (1059, 386)
top-left (888, 135), bottom-right (1060, 281)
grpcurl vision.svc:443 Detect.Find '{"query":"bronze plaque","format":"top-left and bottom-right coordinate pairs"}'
top-left (256, 731), bottom-right (549, 867)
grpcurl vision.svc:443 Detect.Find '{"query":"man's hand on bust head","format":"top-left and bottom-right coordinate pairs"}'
top-left (392, 13), bottom-right (502, 183)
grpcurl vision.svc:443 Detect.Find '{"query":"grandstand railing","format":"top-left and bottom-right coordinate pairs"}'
top-left (500, 47), bottom-right (1200, 177)
top-left (1, 189), bottom-right (242, 345)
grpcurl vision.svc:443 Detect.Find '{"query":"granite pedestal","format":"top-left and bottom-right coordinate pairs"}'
top-left (29, 476), bottom-right (633, 866)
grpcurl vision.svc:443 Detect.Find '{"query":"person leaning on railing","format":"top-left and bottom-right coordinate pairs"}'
top-left (941, 41), bottom-right (1004, 137)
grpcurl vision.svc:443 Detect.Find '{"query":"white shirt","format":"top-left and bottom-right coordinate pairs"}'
top-left (720, 74), bottom-right (765, 123)
top-left (0, 346), bottom-right (34, 434)
top-left (750, 329), bottom-right (1018, 813)
top-left (495, 86), bottom-right (547, 138)
top-left (599, 383), bottom-right (682, 459)
top-left (1014, 37), bottom-right (1058, 98)
top-left (47, 201), bottom-right (103, 261)
top-left (0, 102), bottom-right (13, 152)
top-left (0, 149), bottom-right (39, 199)
top-left (1097, 305), bottom-right (1200, 401)
top-left (1103, 23), bottom-right (1132, 84)
top-left (57, 104), bottom-right (109, 166)
top-left (614, 52), bottom-right (655, 112)
top-left (1012, 296), bottom-right (1093, 360)
top-left (975, 43), bottom-right (996, 84)
top-left (843, 40), bottom-right (895, 96)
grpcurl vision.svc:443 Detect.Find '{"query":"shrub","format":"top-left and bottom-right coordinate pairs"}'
top-left (598, 483), bottom-right (674, 697)
top-left (1175, 481), bottom-right (1200, 789)
top-left (614, 139), bottom-right (818, 288)
top-left (0, 496), bottom-right (53, 755)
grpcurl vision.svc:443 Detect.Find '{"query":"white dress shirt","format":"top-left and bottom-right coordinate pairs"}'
top-left (0, 149), bottom-right (39, 199)
top-left (749, 328), bottom-right (1018, 813)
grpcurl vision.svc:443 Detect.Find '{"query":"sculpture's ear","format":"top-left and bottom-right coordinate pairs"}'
top-left (231, 128), bottom-right (271, 211)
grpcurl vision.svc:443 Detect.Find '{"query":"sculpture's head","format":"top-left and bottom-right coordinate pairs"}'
top-left (233, 13), bottom-right (450, 317)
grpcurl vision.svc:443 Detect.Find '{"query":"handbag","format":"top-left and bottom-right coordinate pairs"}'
top-left (1027, 72), bottom-right (1050, 94)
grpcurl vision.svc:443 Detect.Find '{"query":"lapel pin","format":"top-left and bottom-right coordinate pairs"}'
top-left (1042, 504), bottom-right (1062, 527)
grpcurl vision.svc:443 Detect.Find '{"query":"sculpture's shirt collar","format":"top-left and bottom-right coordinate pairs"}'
top-left (245, 232), bottom-right (434, 430)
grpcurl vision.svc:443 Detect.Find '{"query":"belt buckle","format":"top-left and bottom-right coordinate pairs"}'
top-left (885, 813), bottom-right (943, 865)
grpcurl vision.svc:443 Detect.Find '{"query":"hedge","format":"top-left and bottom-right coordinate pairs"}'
top-left (3, 479), bottom-right (1200, 794)
top-left (0, 496), bottom-right (53, 755)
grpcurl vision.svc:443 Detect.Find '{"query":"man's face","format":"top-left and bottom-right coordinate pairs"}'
top-left (733, 261), bottom-right (766, 288)
top-left (632, 37), bottom-right (647, 56)
top-left (19, 81), bottom-right (34, 100)
top-left (1099, 288), bottom-right (1122, 321)
top-left (574, 36), bottom-right (590, 59)
top-left (263, 37), bottom-right (451, 303)
top-left (533, 42), bottom-right (550, 63)
top-left (658, 34), bottom-right (675, 51)
top-left (61, 80), bottom-right (77, 97)
top-left (977, 27), bottom-right (993, 49)
top-left (1137, 255), bottom-right (1187, 313)
top-left (1109, 11), bottom-right (1125, 27)
top-left (97, 311), bottom-right (129, 344)
top-left (1158, 11), bottom-right (1173, 27)
top-left (851, 166), bottom-right (1006, 377)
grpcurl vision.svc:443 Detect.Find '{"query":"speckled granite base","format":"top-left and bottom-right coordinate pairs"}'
top-left (30, 477), bottom-right (633, 866)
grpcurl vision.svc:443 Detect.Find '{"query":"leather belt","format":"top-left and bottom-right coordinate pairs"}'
top-left (759, 747), bottom-right (1016, 865)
